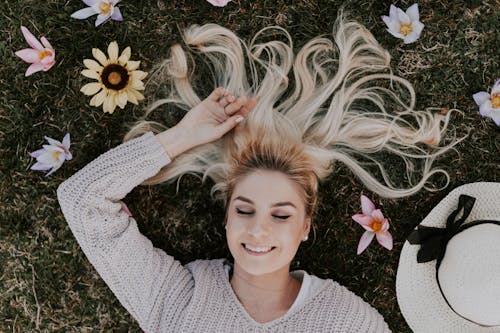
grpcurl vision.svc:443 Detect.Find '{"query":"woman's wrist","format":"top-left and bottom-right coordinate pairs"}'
top-left (155, 126), bottom-right (195, 160)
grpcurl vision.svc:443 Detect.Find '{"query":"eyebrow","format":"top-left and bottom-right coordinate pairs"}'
top-left (233, 196), bottom-right (297, 209)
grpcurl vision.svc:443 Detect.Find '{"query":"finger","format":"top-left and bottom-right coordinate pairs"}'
top-left (246, 96), bottom-right (258, 112)
top-left (216, 114), bottom-right (245, 136)
top-left (208, 87), bottom-right (226, 101)
top-left (218, 93), bottom-right (234, 108)
top-left (224, 96), bottom-right (248, 116)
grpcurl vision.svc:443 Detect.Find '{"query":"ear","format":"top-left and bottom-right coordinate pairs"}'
top-left (303, 216), bottom-right (311, 236)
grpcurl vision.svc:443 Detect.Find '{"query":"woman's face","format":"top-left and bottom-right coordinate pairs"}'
top-left (225, 169), bottom-right (311, 276)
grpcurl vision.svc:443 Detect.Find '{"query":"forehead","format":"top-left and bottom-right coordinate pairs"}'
top-left (232, 170), bottom-right (305, 207)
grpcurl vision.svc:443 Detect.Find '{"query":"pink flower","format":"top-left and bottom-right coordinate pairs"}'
top-left (473, 79), bottom-right (500, 126)
top-left (352, 195), bottom-right (393, 255)
top-left (30, 133), bottom-right (72, 177)
top-left (15, 26), bottom-right (56, 77)
top-left (206, 0), bottom-right (231, 7)
top-left (71, 0), bottom-right (123, 27)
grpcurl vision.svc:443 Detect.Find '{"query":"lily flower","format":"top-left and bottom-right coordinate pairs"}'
top-left (206, 0), bottom-right (231, 6)
top-left (71, 0), bottom-right (123, 27)
top-left (473, 79), bottom-right (500, 126)
top-left (80, 41), bottom-right (148, 114)
top-left (381, 4), bottom-right (424, 44)
top-left (352, 195), bottom-right (393, 255)
top-left (30, 133), bottom-right (72, 177)
top-left (15, 26), bottom-right (56, 77)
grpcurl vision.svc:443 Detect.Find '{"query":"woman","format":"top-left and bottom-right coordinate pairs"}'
top-left (57, 15), bottom-right (459, 332)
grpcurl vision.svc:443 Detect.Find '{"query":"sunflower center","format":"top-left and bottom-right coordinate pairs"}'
top-left (492, 93), bottom-right (500, 109)
top-left (399, 23), bottom-right (413, 36)
top-left (99, 2), bottom-right (111, 14)
top-left (101, 64), bottom-right (129, 91)
top-left (38, 50), bottom-right (52, 60)
top-left (371, 219), bottom-right (383, 232)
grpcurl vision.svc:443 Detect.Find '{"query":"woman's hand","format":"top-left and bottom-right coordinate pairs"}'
top-left (156, 87), bottom-right (257, 159)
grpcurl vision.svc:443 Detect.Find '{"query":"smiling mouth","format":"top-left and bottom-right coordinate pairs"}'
top-left (241, 243), bottom-right (276, 254)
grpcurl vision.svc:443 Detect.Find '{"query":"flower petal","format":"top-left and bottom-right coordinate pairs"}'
top-left (126, 60), bottom-right (141, 71)
top-left (92, 48), bottom-right (108, 66)
top-left (30, 148), bottom-right (46, 158)
top-left (62, 133), bottom-right (71, 149)
top-left (108, 41), bottom-right (119, 62)
top-left (381, 15), bottom-right (392, 28)
top-left (386, 28), bottom-right (404, 39)
top-left (90, 89), bottom-right (107, 107)
top-left (403, 31), bottom-right (420, 44)
top-left (83, 59), bottom-right (103, 71)
top-left (31, 161), bottom-right (53, 171)
top-left (95, 13), bottom-right (110, 27)
top-left (111, 7), bottom-right (123, 21)
top-left (490, 110), bottom-right (500, 126)
top-left (118, 46), bottom-right (131, 65)
top-left (206, 0), bottom-right (231, 7)
top-left (71, 7), bottom-right (98, 19)
top-left (81, 69), bottom-right (100, 79)
top-left (15, 49), bottom-right (40, 63)
top-left (361, 195), bottom-right (375, 215)
top-left (81, 82), bottom-right (103, 95)
top-left (103, 93), bottom-right (117, 113)
top-left (357, 231), bottom-right (375, 255)
top-left (21, 26), bottom-right (43, 50)
top-left (479, 100), bottom-right (493, 117)
top-left (25, 63), bottom-right (44, 76)
top-left (389, 4), bottom-right (398, 19)
top-left (352, 214), bottom-right (374, 231)
top-left (40, 37), bottom-right (54, 50)
top-left (116, 91), bottom-right (128, 108)
top-left (45, 164), bottom-right (62, 177)
top-left (44, 136), bottom-right (62, 146)
top-left (406, 3), bottom-right (419, 22)
top-left (472, 91), bottom-right (490, 106)
top-left (376, 231), bottom-right (393, 250)
top-left (396, 8), bottom-right (411, 24)
top-left (372, 209), bottom-right (385, 221)
top-left (492, 79), bottom-right (500, 95)
top-left (82, 0), bottom-right (98, 5)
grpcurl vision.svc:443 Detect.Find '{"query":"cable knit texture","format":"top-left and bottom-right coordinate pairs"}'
top-left (57, 131), bottom-right (392, 333)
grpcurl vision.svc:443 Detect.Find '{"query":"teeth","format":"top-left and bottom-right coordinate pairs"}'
top-left (244, 244), bottom-right (272, 252)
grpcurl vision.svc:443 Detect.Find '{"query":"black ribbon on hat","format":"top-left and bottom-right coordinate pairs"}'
top-left (407, 194), bottom-right (476, 264)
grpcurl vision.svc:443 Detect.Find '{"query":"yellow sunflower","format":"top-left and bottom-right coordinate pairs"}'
top-left (80, 41), bottom-right (148, 114)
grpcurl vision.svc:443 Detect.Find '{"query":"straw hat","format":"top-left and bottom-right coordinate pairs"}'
top-left (396, 182), bottom-right (500, 332)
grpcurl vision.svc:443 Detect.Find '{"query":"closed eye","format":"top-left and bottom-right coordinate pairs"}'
top-left (236, 208), bottom-right (290, 220)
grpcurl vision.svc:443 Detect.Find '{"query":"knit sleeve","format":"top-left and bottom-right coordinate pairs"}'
top-left (56, 131), bottom-right (194, 331)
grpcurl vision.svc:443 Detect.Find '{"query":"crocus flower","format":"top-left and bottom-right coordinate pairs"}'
top-left (15, 26), bottom-right (55, 77)
top-left (473, 79), bottom-right (500, 126)
top-left (352, 195), bottom-right (393, 255)
top-left (381, 4), bottom-right (424, 44)
top-left (80, 41), bottom-right (147, 114)
top-left (71, 0), bottom-right (123, 27)
top-left (30, 133), bottom-right (72, 177)
top-left (206, 0), bottom-right (231, 7)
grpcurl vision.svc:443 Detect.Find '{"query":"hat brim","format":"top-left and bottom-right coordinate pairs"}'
top-left (396, 182), bottom-right (500, 333)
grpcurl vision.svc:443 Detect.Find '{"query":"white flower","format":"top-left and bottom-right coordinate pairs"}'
top-left (381, 4), bottom-right (424, 44)
top-left (30, 133), bottom-right (72, 177)
top-left (473, 79), bottom-right (500, 126)
top-left (206, 0), bottom-right (231, 6)
top-left (71, 0), bottom-right (123, 27)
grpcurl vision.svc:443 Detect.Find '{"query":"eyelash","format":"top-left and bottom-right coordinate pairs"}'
top-left (236, 208), bottom-right (290, 220)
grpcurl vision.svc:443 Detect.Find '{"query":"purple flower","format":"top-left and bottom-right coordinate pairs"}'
top-left (473, 79), bottom-right (500, 126)
top-left (15, 26), bottom-right (56, 76)
top-left (30, 133), bottom-right (72, 176)
top-left (71, 0), bottom-right (123, 27)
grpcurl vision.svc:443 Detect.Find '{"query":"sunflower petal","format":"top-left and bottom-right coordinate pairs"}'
top-left (92, 47), bottom-right (108, 66)
top-left (116, 91), bottom-right (128, 108)
top-left (118, 47), bottom-right (131, 65)
top-left (81, 82), bottom-right (103, 95)
top-left (126, 89), bottom-right (138, 104)
top-left (131, 70), bottom-right (148, 81)
top-left (83, 59), bottom-right (103, 71)
top-left (103, 93), bottom-right (117, 113)
top-left (126, 60), bottom-right (140, 71)
top-left (90, 89), bottom-right (107, 107)
top-left (81, 69), bottom-right (100, 79)
top-left (108, 41), bottom-right (119, 62)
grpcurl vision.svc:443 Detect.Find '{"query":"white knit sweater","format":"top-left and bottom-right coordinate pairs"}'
top-left (57, 131), bottom-right (392, 333)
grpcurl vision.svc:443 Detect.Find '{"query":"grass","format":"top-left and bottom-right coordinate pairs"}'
top-left (1, 0), bottom-right (499, 331)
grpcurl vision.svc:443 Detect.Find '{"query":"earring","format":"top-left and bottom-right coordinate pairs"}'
top-left (224, 225), bottom-right (227, 230)
top-left (303, 235), bottom-right (308, 241)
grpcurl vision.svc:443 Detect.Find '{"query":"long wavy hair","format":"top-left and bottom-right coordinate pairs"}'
top-left (124, 13), bottom-right (462, 219)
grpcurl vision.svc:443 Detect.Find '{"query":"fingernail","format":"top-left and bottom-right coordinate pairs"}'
top-left (235, 116), bottom-right (244, 123)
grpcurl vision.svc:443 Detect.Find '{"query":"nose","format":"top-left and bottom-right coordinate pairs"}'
top-left (247, 217), bottom-right (271, 238)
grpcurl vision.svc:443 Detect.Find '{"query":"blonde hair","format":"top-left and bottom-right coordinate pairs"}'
top-left (124, 14), bottom-right (463, 209)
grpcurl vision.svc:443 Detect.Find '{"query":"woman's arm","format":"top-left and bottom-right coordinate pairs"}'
top-left (57, 131), bottom-right (193, 331)
top-left (57, 88), bottom-right (256, 331)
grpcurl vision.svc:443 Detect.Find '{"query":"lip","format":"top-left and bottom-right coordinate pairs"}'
top-left (241, 243), bottom-right (276, 256)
